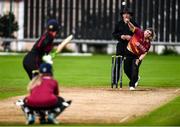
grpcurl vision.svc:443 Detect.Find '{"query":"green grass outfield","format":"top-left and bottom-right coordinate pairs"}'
top-left (0, 54), bottom-right (180, 126)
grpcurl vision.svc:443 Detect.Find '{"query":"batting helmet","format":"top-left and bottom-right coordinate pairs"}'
top-left (39, 63), bottom-right (53, 75)
top-left (47, 19), bottom-right (61, 32)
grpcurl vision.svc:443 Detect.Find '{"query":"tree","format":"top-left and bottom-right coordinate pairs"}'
top-left (0, 12), bottom-right (18, 51)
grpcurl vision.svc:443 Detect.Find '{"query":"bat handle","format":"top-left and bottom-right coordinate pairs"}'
top-left (50, 51), bottom-right (57, 58)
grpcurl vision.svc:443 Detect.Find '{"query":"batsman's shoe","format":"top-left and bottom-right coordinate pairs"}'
top-left (135, 76), bottom-right (141, 87)
top-left (26, 114), bottom-right (35, 125)
top-left (129, 87), bottom-right (135, 91)
top-left (47, 113), bottom-right (59, 124)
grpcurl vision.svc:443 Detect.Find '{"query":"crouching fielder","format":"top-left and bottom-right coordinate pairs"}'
top-left (124, 18), bottom-right (155, 90)
top-left (18, 63), bottom-right (71, 125)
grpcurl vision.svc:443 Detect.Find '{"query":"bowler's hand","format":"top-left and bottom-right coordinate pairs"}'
top-left (121, 35), bottom-right (126, 40)
top-left (124, 35), bottom-right (131, 41)
top-left (121, 35), bottom-right (131, 41)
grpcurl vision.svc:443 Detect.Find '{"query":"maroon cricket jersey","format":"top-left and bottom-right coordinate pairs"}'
top-left (127, 28), bottom-right (151, 57)
top-left (26, 76), bottom-right (59, 108)
top-left (31, 32), bottom-right (54, 56)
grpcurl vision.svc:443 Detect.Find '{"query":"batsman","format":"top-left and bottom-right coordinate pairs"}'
top-left (23, 19), bottom-right (73, 80)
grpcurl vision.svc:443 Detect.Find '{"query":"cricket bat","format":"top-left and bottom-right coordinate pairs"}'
top-left (43, 34), bottom-right (73, 64)
top-left (50, 34), bottom-right (73, 58)
top-left (56, 34), bottom-right (73, 53)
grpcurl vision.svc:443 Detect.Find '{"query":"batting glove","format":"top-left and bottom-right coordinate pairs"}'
top-left (42, 54), bottom-right (53, 64)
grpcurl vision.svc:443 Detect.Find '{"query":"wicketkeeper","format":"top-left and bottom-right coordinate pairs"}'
top-left (19, 63), bottom-right (72, 124)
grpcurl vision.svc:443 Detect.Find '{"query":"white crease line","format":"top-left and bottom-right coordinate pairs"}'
top-left (120, 116), bottom-right (131, 122)
top-left (174, 89), bottom-right (180, 93)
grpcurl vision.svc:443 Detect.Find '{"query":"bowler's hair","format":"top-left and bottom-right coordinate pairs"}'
top-left (146, 28), bottom-right (156, 41)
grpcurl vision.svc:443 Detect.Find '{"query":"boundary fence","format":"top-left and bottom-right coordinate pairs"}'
top-left (23, 0), bottom-right (180, 42)
top-left (1, 38), bottom-right (180, 46)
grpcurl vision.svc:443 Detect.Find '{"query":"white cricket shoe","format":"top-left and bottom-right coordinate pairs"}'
top-left (129, 87), bottom-right (135, 91)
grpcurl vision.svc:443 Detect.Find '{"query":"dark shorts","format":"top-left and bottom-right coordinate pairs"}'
top-left (125, 49), bottom-right (138, 59)
top-left (23, 51), bottom-right (42, 79)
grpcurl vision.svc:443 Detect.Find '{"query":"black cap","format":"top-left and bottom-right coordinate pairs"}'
top-left (120, 7), bottom-right (133, 16)
top-left (47, 19), bottom-right (61, 32)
